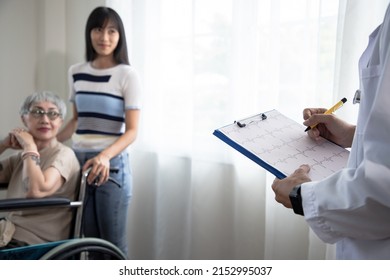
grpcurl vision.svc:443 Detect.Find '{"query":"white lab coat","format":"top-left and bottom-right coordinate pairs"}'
top-left (301, 4), bottom-right (390, 259)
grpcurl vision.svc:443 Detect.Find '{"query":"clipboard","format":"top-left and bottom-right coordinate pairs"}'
top-left (213, 109), bottom-right (350, 181)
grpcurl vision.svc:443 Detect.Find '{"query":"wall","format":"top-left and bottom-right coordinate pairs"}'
top-left (0, 0), bottom-right (38, 142)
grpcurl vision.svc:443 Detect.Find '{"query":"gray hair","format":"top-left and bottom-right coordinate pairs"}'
top-left (19, 91), bottom-right (67, 119)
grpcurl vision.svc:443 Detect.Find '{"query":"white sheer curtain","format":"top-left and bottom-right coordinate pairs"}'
top-left (107, 0), bottom-right (388, 259)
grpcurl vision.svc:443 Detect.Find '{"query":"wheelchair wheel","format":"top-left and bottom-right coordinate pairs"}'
top-left (39, 237), bottom-right (127, 260)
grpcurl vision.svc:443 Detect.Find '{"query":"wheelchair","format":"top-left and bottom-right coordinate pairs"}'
top-left (0, 169), bottom-right (127, 260)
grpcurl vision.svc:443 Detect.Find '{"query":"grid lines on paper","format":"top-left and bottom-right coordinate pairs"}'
top-left (219, 110), bottom-right (349, 181)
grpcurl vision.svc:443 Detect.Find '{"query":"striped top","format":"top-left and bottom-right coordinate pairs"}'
top-left (68, 62), bottom-right (141, 151)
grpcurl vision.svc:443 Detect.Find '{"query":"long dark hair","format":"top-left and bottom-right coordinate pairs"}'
top-left (85, 6), bottom-right (130, 65)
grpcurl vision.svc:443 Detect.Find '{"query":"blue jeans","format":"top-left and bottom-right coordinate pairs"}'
top-left (75, 151), bottom-right (132, 258)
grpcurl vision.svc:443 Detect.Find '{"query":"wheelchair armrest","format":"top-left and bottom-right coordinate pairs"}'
top-left (0, 197), bottom-right (71, 211)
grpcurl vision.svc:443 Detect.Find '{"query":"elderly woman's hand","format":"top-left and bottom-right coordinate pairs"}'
top-left (10, 128), bottom-right (37, 151)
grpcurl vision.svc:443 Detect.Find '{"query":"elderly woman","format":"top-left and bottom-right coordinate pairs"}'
top-left (0, 91), bottom-right (80, 249)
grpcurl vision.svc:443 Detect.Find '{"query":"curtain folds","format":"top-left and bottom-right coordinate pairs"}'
top-left (105, 0), bottom-right (389, 259)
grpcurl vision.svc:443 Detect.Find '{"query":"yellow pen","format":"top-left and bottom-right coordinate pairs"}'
top-left (305, 97), bottom-right (347, 132)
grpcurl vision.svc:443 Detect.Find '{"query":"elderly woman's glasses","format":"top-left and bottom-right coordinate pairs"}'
top-left (29, 109), bottom-right (61, 120)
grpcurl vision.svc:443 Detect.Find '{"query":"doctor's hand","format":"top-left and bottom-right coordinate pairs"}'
top-left (271, 165), bottom-right (311, 209)
top-left (303, 108), bottom-right (356, 148)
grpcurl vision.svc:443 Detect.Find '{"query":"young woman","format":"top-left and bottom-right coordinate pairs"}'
top-left (58, 6), bottom-right (141, 257)
top-left (0, 91), bottom-right (80, 248)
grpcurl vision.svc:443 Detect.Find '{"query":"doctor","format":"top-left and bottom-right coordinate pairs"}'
top-left (271, 4), bottom-right (390, 259)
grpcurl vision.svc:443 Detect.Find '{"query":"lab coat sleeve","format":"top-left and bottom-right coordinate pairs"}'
top-left (301, 8), bottom-right (390, 244)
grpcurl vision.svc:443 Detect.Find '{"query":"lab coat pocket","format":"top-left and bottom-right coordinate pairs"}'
top-left (361, 64), bottom-right (381, 79)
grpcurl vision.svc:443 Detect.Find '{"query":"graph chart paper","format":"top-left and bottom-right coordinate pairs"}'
top-left (214, 110), bottom-right (350, 181)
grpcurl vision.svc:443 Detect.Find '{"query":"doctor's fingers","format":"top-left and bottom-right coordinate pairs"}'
top-left (271, 178), bottom-right (293, 208)
top-left (302, 108), bottom-right (327, 120)
top-left (293, 164), bottom-right (311, 177)
top-left (289, 165), bottom-right (312, 186)
top-left (271, 164), bottom-right (310, 192)
top-left (303, 112), bottom-right (337, 129)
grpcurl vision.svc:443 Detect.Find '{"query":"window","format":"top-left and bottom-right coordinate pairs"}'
top-left (129, 0), bottom-right (339, 160)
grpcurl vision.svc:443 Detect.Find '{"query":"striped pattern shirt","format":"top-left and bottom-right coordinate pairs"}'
top-left (68, 62), bottom-right (141, 151)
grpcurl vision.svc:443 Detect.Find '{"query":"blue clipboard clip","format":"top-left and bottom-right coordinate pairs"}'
top-left (234, 113), bottom-right (267, 128)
